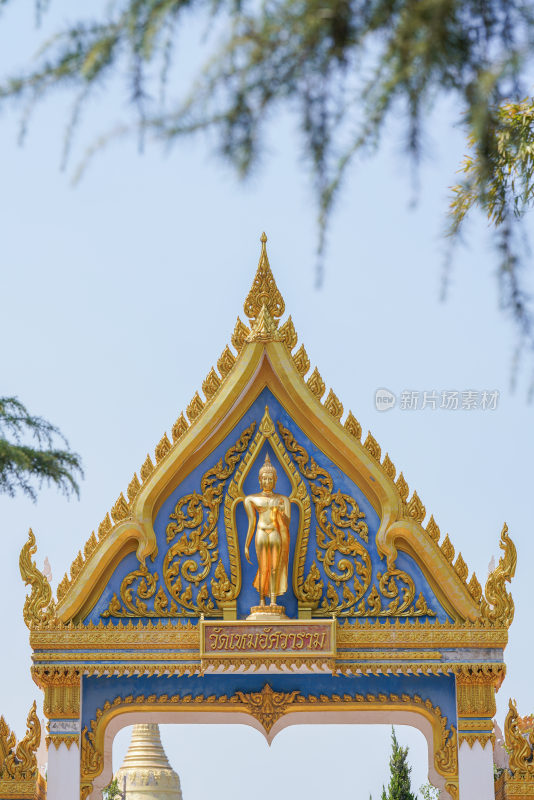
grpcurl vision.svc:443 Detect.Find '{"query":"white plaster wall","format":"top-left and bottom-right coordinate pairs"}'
top-left (458, 739), bottom-right (494, 800)
top-left (47, 741), bottom-right (80, 800)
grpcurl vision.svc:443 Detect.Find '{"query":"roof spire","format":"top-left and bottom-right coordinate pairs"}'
top-left (243, 232), bottom-right (285, 324)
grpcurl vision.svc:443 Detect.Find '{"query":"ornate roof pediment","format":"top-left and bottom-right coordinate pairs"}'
top-left (20, 235), bottom-right (515, 641)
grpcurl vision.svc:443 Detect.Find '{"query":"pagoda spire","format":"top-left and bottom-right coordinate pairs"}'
top-left (243, 232), bottom-right (285, 324)
top-left (114, 723), bottom-right (183, 799)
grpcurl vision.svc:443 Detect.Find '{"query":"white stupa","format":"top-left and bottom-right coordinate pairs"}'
top-left (114, 724), bottom-right (183, 800)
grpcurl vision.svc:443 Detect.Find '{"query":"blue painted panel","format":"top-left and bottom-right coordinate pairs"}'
top-left (81, 672), bottom-right (457, 731)
top-left (86, 388), bottom-right (449, 625)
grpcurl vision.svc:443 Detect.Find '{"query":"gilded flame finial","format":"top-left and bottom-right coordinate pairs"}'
top-left (243, 233), bottom-right (285, 324)
top-left (480, 523), bottom-right (516, 628)
top-left (20, 529), bottom-right (55, 629)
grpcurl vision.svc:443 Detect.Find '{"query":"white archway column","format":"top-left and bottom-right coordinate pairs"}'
top-left (47, 739), bottom-right (80, 800)
top-left (458, 739), bottom-right (494, 800)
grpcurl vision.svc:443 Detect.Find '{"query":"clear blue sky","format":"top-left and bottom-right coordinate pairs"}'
top-left (0, 4), bottom-right (532, 798)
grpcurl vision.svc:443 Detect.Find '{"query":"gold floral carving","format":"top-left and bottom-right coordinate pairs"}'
top-left (101, 423), bottom-right (256, 618)
top-left (396, 473), bottom-right (409, 503)
top-left (480, 524), bottom-right (516, 628)
top-left (406, 491), bottom-right (425, 523)
top-left (246, 304), bottom-right (281, 343)
top-left (426, 516), bottom-right (440, 543)
top-left (279, 316), bottom-right (297, 351)
top-left (186, 392), bottom-right (204, 423)
top-left (440, 534), bottom-right (455, 564)
top-left (344, 412), bottom-right (362, 440)
top-left (292, 345), bottom-right (310, 376)
top-left (172, 413), bottom-right (188, 443)
top-left (140, 454), bottom-right (155, 482)
top-left (243, 232), bottom-right (285, 323)
top-left (467, 573), bottom-right (482, 602)
top-left (454, 553), bottom-right (468, 582)
top-left (20, 529), bottom-right (55, 629)
top-left (364, 432), bottom-right (381, 461)
top-left (382, 454), bottom-right (396, 479)
top-left (217, 345), bottom-right (236, 377)
top-left (202, 368), bottom-right (221, 400)
top-left (307, 368), bottom-right (325, 400)
top-left (0, 702), bottom-right (40, 781)
top-left (127, 474), bottom-right (141, 504)
top-left (324, 389), bottom-right (343, 421)
top-left (231, 317), bottom-right (250, 351)
top-left (111, 493), bottom-right (130, 524)
top-left (210, 560), bottom-right (233, 602)
top-left (235, 685), bottom-right (300, 732)
top-left (278, 424), bottom-right (434, 619)
top-left (155, 433), bottom-right (172, 463)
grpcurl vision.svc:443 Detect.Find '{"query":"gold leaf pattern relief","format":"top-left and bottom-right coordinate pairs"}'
top-left (279, 316), bottom-right (298, 351)
top-left (301, 562), bottom-right (324, 604)
top-left (307, 368), bottom-right (326, 400)
top-left (172, 414), bottom-right (188, 443)
top-left (426, 515), bottom-right (440, 543)
top-left (111, 493), bottom-right (130, 523)
top-left (211, 560), bottom-right (233, 602)
top-left (396, 473), bottom-right (409, 503)
top-left (454, 553), bottom-right (468, 582)
top-left (85, 535), bottom-right (97, 563)
top-left (243, 233), bottom-right (285, 323)
top-left (277, 423), bottom-right (434, 619)
top-left (231, 317), bottom-right (251, 352)
top-left (293, 345), bottom-right (310, 376)
top-left (382, 454), bottom-right (396, 480)
top-left (140, 454), bottom-right (155, 483)
top-left (101, 423), bottom-right (256, 619)
top-left (187, 392), bottom-right (204, 422)
top-left (155, 433), bottom-right (172, 463)
top-left (344, 412), bottom-right (362, 440)
top-left (278, 422), bottom-right (370, 614)
top-left (364, 432), bottom-right (381, 461)
top-left (406, 491), bottom-right (426, 523)
top-left (246, 304), bottom-right (280, 342)
top-left (127, 474), bottom-right (141, 504)
top-left (98, 512), bottom-right (112, 540)
top-left (202, 368), bottom-right (221, 400)
top-left (467, 572), bottom-right (482, 602)
top-left (217, 345), bottom-right (236, 377)
top-left (441, 534), bottom-right (455, 564)
top-left (324, 389), bottom-right (343, 420)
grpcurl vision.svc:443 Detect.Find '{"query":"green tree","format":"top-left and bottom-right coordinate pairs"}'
top-left (103, 777), bottom-right (122, 800)
top-left (419, 783), bottom-right (439, 800)
top-left (0, 397), bottom-right (82, 500)
top-left (1, 1), bottom-right (534, 344)
top-left (381, 727), bottom-right (417, 800)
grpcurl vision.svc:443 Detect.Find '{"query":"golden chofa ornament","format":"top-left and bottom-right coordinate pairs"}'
top-left (114, 724), bottom-right (183, 800)
top-left (245, 453), bottom-right (291, 620)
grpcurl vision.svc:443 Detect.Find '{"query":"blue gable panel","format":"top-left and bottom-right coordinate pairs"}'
top-left (85, 388), bottom-right (449, 625)
top-left (81, 672), bottom-right (457, 732)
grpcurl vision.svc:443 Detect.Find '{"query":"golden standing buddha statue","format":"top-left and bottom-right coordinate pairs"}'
top-left (244, 453), bottom-right (290, 619)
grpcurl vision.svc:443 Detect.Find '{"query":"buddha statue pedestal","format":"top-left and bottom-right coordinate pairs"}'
top-left (247, 603), bottom-right (287, 621)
